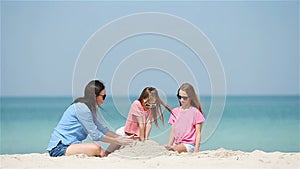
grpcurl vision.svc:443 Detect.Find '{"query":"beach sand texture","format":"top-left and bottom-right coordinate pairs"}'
top-left (1, 140), bottom-right (299, 169)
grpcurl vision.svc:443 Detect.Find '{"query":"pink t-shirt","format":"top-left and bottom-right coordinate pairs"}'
top-left (168, 106), bottom-right (205, 144)
top-left (124, 100), bottom-right (152, 137)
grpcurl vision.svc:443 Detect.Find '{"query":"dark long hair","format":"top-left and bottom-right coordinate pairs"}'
top-left (73, 80), bottom-right (105, 116)
top-left (138, 87), bottom-right (173, 128)
top-left (177, 83), bottom-right (203, 114)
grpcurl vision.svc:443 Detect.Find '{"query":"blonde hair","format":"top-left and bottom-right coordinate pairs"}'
top-left (178, 83), bottom-right (203, 114)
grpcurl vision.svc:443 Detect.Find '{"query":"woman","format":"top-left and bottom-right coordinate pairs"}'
top-left (47, 80), bottom-right (133, 157)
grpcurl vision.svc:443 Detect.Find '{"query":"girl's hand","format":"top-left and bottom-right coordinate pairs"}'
top-left (133, 136), bottom-right (140, 140)
top-left (126, 135), bottom-right (140, 140)
top-left (126, 135), bottom-right (134, 139)
top-left (164, 144), bottom-right (173, 151)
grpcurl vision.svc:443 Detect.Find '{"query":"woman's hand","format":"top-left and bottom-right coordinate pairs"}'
top-left (115, 136), bottom-right (133, 146)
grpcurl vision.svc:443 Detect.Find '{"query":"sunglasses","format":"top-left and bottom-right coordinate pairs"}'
top-left (177, 94), bottom-right (189, 101)
top-left (145, 103), bottom-right (156, 108)
top-left (99, 94), bottom-right (106, 100)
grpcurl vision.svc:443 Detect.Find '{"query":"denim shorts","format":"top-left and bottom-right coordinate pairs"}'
top-left (49, 141), bottom-right (69, 157)
top-left (182, 143), bottom-right (195, 153)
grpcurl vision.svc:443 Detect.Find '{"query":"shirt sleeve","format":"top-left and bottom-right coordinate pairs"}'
top-left (194, 108), bottom-right (205, 125)
top-left (130, 100), bottom-right (144, 117)
top-left (75, 103), bottom-right (107, 141)
top-left (94, 118), bottom-right (109, 134)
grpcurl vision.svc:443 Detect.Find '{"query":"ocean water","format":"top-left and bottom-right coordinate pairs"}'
top-left (0, 95), bottom-right (299, 154)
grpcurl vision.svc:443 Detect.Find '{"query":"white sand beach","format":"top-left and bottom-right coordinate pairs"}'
top-left (1, 140), bottom-right (299, 169)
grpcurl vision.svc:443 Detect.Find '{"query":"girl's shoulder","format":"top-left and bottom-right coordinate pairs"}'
top-left (133, 100), bottom-right (141, 104)
top-left (132, 100), bottom-right (144, 111)
top-left (190, 106), bottom-right (205, 118)
top-left (132, 100), bottom-right (142, 107)
top-left (172, 107), bottom-right (181, 113)
top-left (190, 106), bottom-right (202, 114)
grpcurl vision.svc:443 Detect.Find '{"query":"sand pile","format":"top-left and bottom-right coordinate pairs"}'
top-left (110, 139), bottom-right (170, 159)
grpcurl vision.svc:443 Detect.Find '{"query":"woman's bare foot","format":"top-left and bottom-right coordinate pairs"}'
top-left (100, 150), bottom-right (106, 157)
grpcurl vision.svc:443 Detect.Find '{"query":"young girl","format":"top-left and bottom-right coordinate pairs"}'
top-left (105, 87), bottom-right (173, 155)
top-left (124, 87), bottom-right (173, 140)
top-left (165, 83), bottom-right (205, 153)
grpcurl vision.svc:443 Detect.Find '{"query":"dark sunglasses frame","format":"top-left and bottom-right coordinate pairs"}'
top-left (145, 103), bottom-right (156, 108)
top-left (99, 94), bottom-right (106, 100)
top-left (177, 94), bottom-right (189, 101)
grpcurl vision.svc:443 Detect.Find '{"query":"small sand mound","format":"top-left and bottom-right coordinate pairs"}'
top-left (110, 140), bottom-right (169, 159)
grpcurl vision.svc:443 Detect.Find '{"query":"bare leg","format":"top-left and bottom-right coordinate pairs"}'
top-left (66, 142), bottom-right (105, 157)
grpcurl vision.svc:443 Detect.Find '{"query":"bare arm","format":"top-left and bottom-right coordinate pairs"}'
top-left (103, 134), bottom-right (133, 155)
top-left (194, 123), bottom-right (202, 153)
top-left (167, 125), bottom-right (175, 146)
top-left (103, 131), bottom-right (134, 155)
top-left (105, 130), bottom-right (119, 138)
top-left (136, 116), bottom-right (145, 141)
top-left (101, 130), bottom-right (133, 146)
top-left (145, 120), bottom-right (152, 140)
top-left (101, 133), bottom-right (133, 146)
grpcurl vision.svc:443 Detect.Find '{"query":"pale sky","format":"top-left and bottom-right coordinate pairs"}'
top-left (1, 1), bottom-right (299, 96)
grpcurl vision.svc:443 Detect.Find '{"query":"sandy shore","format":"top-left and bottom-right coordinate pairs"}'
top-left (1, 140), bottom-right (299, 169)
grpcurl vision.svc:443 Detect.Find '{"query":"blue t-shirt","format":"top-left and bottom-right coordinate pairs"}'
top-left (47, 102), bottom-right (108, 151)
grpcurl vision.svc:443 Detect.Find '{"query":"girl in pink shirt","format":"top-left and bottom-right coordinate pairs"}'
top-left (165, 83), bottom-right (205, 153)
top-left (106, 87), bottom-right (172, 155)
top-left (123, 87), bottom-right (172, 141)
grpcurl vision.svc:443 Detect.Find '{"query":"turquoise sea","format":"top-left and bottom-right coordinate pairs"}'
top-left (0, 95), bottom-right (299, 154)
